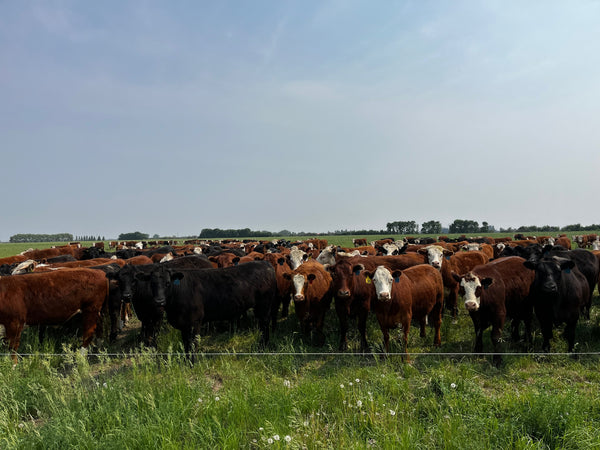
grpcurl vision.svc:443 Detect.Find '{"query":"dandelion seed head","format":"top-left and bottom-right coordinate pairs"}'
top-left (273, 434), bottom-right (280, 441)
top-left (285, 435), bottom-right (292, 442)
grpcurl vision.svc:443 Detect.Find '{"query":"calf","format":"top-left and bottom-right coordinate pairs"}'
top-left (524, 256), bottom-right (589, 352)
top-left (453, 256), bottom-right (534, 366)
top-left (139, 261), bottom-right (277, 358)
top-left (0, 268), bottom-right (108, 364)
top-left (283, 260), bottom-right (333, 345)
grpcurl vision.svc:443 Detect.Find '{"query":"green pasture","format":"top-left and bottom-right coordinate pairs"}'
top-left (1, 236), bottom-right (600, 448)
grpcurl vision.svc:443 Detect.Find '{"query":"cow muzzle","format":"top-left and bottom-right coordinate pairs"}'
top-left (294, 294), bottom-right (305, 302)
top-left (378, 292), bottom-right (391, 301)
top-left (337, 289), bottom-right (351, 299)
top-left (464, 300), bottom-right (479, 312)
top-left (154, 298), bottom-right (167, 307)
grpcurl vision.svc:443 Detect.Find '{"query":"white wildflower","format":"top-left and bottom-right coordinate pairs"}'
top-left (215, 396), bottom-right (220, 401)
top-left (356, 400), bottom-right (362, 408)
top-left (340, 383), bottom-right (344, 389)
top-left (273, 435), bottom-right (280, 441)
top-left (283, 379), bottom-right (291, 388)
top-left (389, 410), bottom-right (396, 416)
top-left (267, 438), bottom-right (274, 444)
top-left (285, 435), bottom-right (292, 442)
top-left (451, 383), bottom-right (457, 389)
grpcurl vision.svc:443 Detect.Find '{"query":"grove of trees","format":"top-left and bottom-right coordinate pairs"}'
top-left (9, 233), bottom-right (73, 243)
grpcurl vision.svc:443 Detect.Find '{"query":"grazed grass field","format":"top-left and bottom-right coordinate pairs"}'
top-left (2, 235), bottom-right (600, 448)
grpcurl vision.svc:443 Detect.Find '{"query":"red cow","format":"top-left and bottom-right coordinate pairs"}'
top-left (263, 252), bottom-right (293, 323)
top-left (452, 256), bottom-right (535, 366)
top-left (353, 238), bottom-right (368, 247)
top-left (0, 268), bottom-right (109, 364)
top-left (328, 253), bottom-right (427, 351)
top-left (363, 264), bottom-right (444, 357)
top-left (283, 260), bottom-right (333, 345)
top-left (417, 246), bottom-right (489, 318)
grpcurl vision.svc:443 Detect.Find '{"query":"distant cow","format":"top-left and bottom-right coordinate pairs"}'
top-left (283, 260), bottom-right (333, 345)
top-left (0, 268), bottom-right (108, 364)
top-left (524, 256), bottom-right (589, 352)
top-left (452, 256), bottom-right (534, 366)
top-left (137, 261), bottom-right (277, 359)
top-left (353, 238), bottom-right (368, 247)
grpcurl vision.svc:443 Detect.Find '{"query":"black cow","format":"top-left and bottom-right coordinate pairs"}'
top-left (520, 246), bottom-right (599, 319)
top-left (105, 255), bottom-right (214, 346)
top-left (524, 256), bottom-right (590, 352)
top-left (137, 261), bottom-right (277, 359)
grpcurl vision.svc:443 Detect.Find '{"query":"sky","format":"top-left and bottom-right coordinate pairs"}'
top-left (2, 1), bottom-right (600, 241)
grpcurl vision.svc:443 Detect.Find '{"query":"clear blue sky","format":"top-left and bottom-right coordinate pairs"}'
top-left (2, 1), bottom-right (599, 240)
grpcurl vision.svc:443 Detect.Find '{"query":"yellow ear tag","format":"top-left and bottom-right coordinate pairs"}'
top-left (366, 276), bottom-right (372, 284)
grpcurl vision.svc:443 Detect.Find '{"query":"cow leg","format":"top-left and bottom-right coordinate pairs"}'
top-left (564, 320), bottom-right (578, 353)
top-left (5, 320), bottom-right (24, 365)
top-left (490, 323), bottom-right (504, 367)
top-left (180, 326), bottom-right (197, 362)
top-left (401, 319), bottom-right (411, 363)
top-left (81, 309), bottom-right (101, 348)
top-left (38, 325), bottom-right (47, 344)
top-left (446, 286), bottom-right (459, 322)
top-left (281, 296), bottom-right (291, 318)
top-left (335, 301), bottom-right (349, 351)
top-left (357, 309), bottom-right (370, 353)
top-left (313, 311), bottom-right (327, 347)
top-left (381, 326), bottom-right (390, 353)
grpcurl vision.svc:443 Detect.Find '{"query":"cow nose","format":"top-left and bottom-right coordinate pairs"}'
top-left (122, 293), bottom-right (132, 302)
top-left (464, 300), bottom-right (479, 311)
top-left (155, 297), bottom-right (167, 307)
top-left (294, 294), bottom-right (305, 302)
top-left (432, 262), bottom-right (441, 269)
top-left (379, 292), bottom-right (391, 301)
top-left (337, 290), bottom-right (350, 298)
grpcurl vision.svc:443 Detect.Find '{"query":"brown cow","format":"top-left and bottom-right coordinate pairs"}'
top-left (363, 264), bottom-right (444, 357)
top-left (22, 246), bottom-right (74, 261)
top-left (328, 253), bottom-right (427, 351)
top-left (283, 260), bottom-right (333, 345)
top-left (452, 256), bottom-right (534, 366)
top-left (443, 250), bottom-right (490, 318)
top-left (353, 238), bottom-right (368, 247)
top-left (0, 268), bottom-right (109, 364)
top-left (263, 252), bottom-right (293, 322)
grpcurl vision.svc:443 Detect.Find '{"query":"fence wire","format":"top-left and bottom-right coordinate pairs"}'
top-left (2, 351), bottom-right (600, 358)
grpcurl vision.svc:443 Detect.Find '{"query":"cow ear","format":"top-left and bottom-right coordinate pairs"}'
top-left (171, 271), bottom-right (185, 281)
top-left (560, 259), bottom-right (575, 272)
top-left (352, 264), bottom-right (364, 276)
top-left (232, 257), bottom-right (240, 266)
top-left (481, 278), bottom-right (493, 289)
top-left (283, 273), bottom-right (292, 280)
top-left (135, 272), bottom-right (150, 281)
top-left (417, 248), bottom-right (427, 255)
top-left (391, 270), bottom-right (402, 281)
top-left (277, 257), bottom-right (285, 266)
top-left (443, 249), bottom-right (454, 256)
top-left (106, 272), bottom-right (118, 280)
top-left (302, 254), bottom-right (309, 261)
top-left (523, 260), bottom-right (537, 270)
top-left (363, 271), bottom-right (374, 280)
top-left (307, 274), bottom-right (316, 283)
top-left (451, 271), bottom-right (461, 283)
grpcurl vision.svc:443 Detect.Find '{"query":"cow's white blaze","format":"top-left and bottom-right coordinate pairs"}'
top-left (135, 242), bottom-right (143, 249)
top-left (463, 243), bottom-right (481, 251)
top-left (292, 274), bottom-right (306, 301)
top-left (461, 275), bottom-right (481, 311)
top-left (382, 243), bottom-right (399, 255)
top-left (288, 247), bottom-right (307, 270)
top-left (316, 248), bottom-right (335, 267)
top-left (11, 259), bottom-right (37, 275)
top-left (593, 239), bottom-right (600, 251)
top-left (372, 266), bottom-right (393, 301)
top-left (160, 253), bottom-right (174, 263)
top-left (423, 245), bottom-right (445, 270)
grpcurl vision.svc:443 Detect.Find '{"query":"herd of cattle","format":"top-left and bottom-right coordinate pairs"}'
top-left (1, 232), bottom-right (600, 365)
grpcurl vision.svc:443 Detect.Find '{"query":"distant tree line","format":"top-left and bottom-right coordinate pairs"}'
top-left (9, 233), bottom-right (74, 243)
top-left (74, 235), bottom-right (105, 241)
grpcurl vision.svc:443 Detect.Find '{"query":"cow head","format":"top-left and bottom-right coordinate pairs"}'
top-left (287, 247), bottom-right (308, 270)
top-left (452, 271), bottom-right (493, 312)
top-left (106, 264), bottom-right (141, 302)
top-left (136, 266), bottom-right (184, 308)
top-left (363, 266), bottom-right (402, 302)
top-left (524, 256), bottom-right (575, 295)
top-left (418, 245), bottom-right (453, 270)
